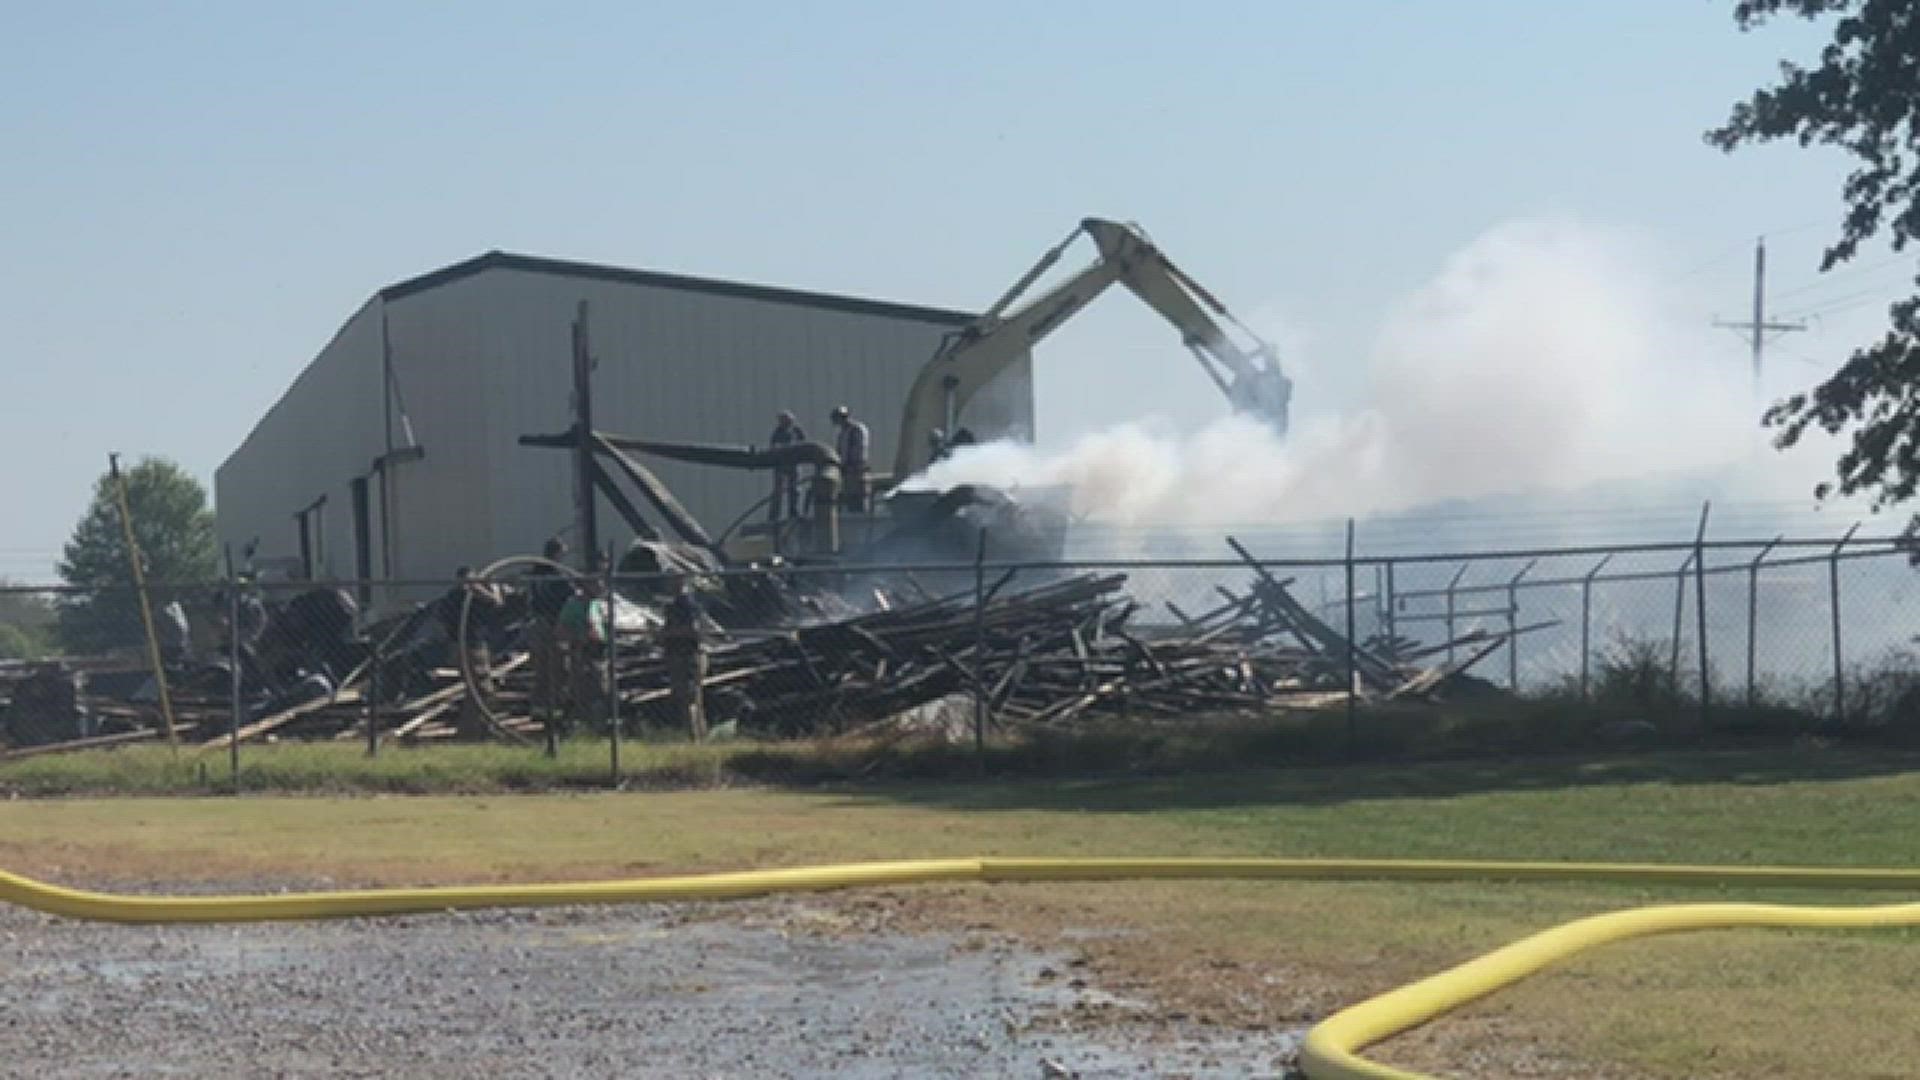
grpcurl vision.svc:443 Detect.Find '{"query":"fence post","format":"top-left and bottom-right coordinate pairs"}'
top-left (1344, 519), bottom-right (1357, 755)
top-left (1506, 559), bottom-right (1537, 691)
top-left (605, 545), bottom-right (620, 786)
top-left (1444, 563), bottom-right (1469, 666)
top-left (1830, 523), bottom-right (1860, 724)
top-left (366, 632), bottom-right (381, 758)
top-left (1372, 564), bottom-right (1384, 638)
top-left (1383, 561), bottom-right (1398, 655)
top-left (1746, 536), bottom-right (1781, 708)
top-left (224, 545), bottom-right (242, 790)
top-left (1669, 550), bottom-right (1693, 685)
top-left (973, 530), bottom-right (989, 765)
top-left (1694, 501), bottom-right (1712, 728)
top-left (1579, 554), bottom-right (1612, 703)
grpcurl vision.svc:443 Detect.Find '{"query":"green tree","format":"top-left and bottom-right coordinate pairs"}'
top-left (0, 584), bottom-right (54, 661)
top-left (55, 458), bottom-right (218, 652)
top-left (0, 624), bottom-right (43, 661)
top-left (1707, 1), bottom-right (1920, 521)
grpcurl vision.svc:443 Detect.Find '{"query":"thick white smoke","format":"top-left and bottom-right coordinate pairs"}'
top-left (910, 219), bottom-right (1788, 526)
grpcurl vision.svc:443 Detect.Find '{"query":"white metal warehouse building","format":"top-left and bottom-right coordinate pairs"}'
top-left (215, 251), bottom-right (1033, 593)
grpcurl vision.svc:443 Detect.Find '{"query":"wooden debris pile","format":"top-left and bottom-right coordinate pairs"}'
top-left (979, 556), bottom-right (1521, 728)
top-left (3, 552), bottom-right (1535, 757)
top-left (478, 554), bottom-right (1521, 738)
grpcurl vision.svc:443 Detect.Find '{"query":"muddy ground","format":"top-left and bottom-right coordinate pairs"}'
top-left (0, 887), bottom-right (1304, 1079)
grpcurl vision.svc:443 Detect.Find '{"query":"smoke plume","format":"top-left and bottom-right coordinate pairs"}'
top-left (910, 219), bottom-right (1798, 527)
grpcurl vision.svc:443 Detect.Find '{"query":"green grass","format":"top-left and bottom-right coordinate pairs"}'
top-left (0, 737), bottom-right (741, 796)
top-left (0, 696), bottom-right (1846, 797)
top-left (0, 719), bottom-right (1356, 796)
top-left (3, 747), bottom-right (1919, 1078)
top-left (6, 745), bottom-right (1918, 870)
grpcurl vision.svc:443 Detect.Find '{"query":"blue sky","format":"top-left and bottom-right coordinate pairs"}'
top-left (0, 2), bottom-right (1894, 579)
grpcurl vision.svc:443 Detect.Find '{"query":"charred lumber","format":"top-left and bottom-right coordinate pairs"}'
top-left (591, 435), bottom-right (718, 553)
top-left (590, 460), bottom-right (663, 542)
top-left (519, 429), bottom-right (719, 554)
top-left (200, 688), bottom-right (364, 752)
top-left (0, 727), bottom-right (171, 760)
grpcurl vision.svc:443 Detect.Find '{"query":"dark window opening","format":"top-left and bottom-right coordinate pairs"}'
top-left (350, 477), bottom-right (372, 603)
top-left (296, 513), bottom-right (313, 580)
top-left (295, 495), bottom-right (327, 581)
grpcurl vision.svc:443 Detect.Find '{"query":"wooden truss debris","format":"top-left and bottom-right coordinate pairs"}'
top-left (6, 548), bottom-right (1538, 757)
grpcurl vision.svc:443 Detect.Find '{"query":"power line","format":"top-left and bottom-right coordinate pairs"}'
top-left (1769, 254), bottom-right (1912, 303)
top-left (1665, 238), bottom-right (1754, 285)
top-left (1780, 286), bottom-right (1901, 321)
top-left (1665, 223), bottom-right (1830, 286)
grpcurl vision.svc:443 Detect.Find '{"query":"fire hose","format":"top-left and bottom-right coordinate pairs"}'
top-left (2, 857), bottom-right (1919, 1078)
top-left (454, 554), bottom-right (582, 744)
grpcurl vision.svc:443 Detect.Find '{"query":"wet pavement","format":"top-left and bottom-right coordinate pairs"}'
top-left (0, 893), bottom-right (1303, 1078)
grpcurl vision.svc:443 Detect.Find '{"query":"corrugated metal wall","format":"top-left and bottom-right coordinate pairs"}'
top-left (397, 265), bottom-right (1031, 572)
top-left (216, 261), bottom-right (1033, 594)
top-left (214, 299), bottom-right (386, 583)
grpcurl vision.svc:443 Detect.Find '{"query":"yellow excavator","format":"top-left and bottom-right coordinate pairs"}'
top-left (891, 216), bottom-right (1291, 480)
top-left (561, 217), bottom-right (1291, 564)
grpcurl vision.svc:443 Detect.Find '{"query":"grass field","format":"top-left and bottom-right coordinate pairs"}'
top-left (3, 748), bottom-right (1919, 1077)
top-left (0, 702), bottom-right (1809, 797)
top-left (0, 724), bottom-right (1378, 795)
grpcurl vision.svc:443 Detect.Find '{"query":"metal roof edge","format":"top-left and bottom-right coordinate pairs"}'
top-left (378, 250), bottom-right (977, 326)
top-left (216, 294), bottom-right (385, 484)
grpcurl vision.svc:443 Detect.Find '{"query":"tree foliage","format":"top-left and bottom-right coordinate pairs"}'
top-left (55, 458), bottom-right (218, 652)
top-left (1707, 0), bottom-right (1920, 516)
top-left (0, 584), bottom-right (54, 661)
top-left (0, 583), bottom-right (54, 628)
top-left (0, 624), bottom-right (45, 662)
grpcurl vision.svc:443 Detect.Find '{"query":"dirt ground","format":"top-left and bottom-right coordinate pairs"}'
top-left (0, 884), bottom-right (1306, 1079)
top-left (7, 755), bottom-right (1911, 1079)
top-left (807, 884), bottom-right (1637, 1080)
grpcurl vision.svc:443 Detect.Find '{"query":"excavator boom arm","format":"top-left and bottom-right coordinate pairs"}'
top-left (891, 244), bottom-right (1125, 478)
top-left (1083, 220), bottom-right (1271, 384)
top-left (890, 218), bottom-right (1290, 479)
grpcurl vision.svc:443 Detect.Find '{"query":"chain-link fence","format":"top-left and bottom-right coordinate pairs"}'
top-left (3, 530), bottom-right (1916, 781)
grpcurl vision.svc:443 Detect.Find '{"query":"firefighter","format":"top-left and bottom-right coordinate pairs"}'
top-left (525, 538), bottom-right (575, 734)
top-left (830, 405), bottom-right (870, 513)
top-left (439, 567), bottom-right (505, 734)
top-left (768, 411), bottom-right (806, 523)
top-left (156, 595), bottom-right (192, 667)
top-left (660, 575), bottom-right (709, 742)
top-left (559, 574), bottom-right (610, 721)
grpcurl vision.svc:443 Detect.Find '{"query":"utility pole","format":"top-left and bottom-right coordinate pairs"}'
top-left (1714, 236), bottom-right (1806, 394)
top-left (108, 453), bottom-right (179, 747)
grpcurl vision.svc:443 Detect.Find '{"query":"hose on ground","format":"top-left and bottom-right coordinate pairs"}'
top-left (5, 856), bottom-right (1918, 1079)
top-left (1298, 896), bottom-right (1920, 1079)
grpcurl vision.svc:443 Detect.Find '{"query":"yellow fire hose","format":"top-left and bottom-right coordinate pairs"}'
top-left (5, 856), bottom-right (1919, 1079)
top-left (1297, 896), bottom-right (1920, 1080)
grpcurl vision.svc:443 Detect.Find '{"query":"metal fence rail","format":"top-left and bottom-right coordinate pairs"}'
top-left (2, 518), bottom-right (1914, 785)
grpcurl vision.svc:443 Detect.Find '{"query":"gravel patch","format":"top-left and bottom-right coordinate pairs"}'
top-left (0, 885), bottom-right (1302, 1078)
